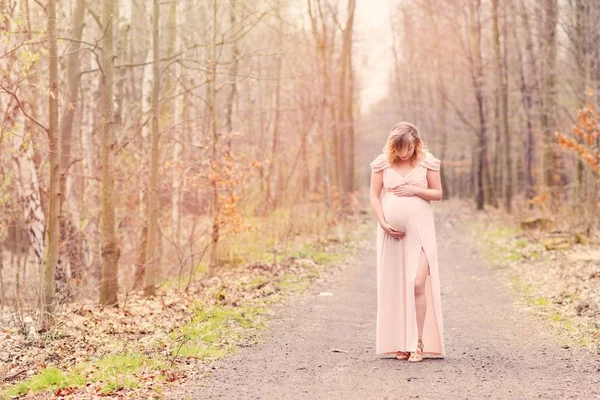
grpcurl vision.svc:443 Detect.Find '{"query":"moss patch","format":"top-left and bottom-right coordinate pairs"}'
top-left (464, 213), bottom-right (598, 349)
top-left (5, 367), bottom-right (74, 398)
top-left (170, 304), bottom-right (267, 361)
top-left (3, 352), bottom-right (164, 399)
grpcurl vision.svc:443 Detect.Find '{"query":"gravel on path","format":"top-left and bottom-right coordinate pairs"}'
top-left (166, 212), bottom-right (600, 400)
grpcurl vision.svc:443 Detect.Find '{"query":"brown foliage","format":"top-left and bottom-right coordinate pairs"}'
top-left (555, 90), bottom-right (600, 177)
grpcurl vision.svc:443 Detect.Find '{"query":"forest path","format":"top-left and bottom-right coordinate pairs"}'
top-left (167, 209), bottom-right (600, 400)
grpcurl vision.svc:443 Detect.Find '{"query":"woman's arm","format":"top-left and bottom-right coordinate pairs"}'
top-left (369, 170), bottom-right (387, 226)
top-left (370, 171), bottom-right (406, 239)
top-left (416, 169), bottom-right (443, 201)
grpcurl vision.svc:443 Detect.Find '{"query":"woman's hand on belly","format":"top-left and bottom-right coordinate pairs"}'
top-left (391, 183), bottom-right (419, 197)
top-left (381, 221), bottom-right (406, 240)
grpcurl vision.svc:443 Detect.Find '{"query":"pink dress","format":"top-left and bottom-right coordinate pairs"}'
top-left (370, 151), bottom-right (445, 358)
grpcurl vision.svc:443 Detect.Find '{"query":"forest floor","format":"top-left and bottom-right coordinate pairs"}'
top-left (165, 201), bottom-right (600, 400)
top-left (2, 201), bottom-right (599, 399)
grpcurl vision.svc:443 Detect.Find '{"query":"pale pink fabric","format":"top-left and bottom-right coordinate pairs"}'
top-left (370, 151), bottom-right (445, 357)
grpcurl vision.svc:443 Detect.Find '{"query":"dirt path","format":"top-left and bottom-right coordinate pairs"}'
top-left (167, 211), bottom-right (600, 400)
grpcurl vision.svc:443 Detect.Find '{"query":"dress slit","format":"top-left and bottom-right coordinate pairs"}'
top-left (416, 235), bottom-right (442, 356)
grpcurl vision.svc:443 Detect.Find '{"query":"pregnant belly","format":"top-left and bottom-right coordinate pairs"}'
top-left (381, 193), bottom-right (431, 231)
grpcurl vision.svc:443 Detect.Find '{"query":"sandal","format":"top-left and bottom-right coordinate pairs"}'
top-left (395, 351), bottom-right (410, 360)
top-left (408, 337), bottom-right (424, 363)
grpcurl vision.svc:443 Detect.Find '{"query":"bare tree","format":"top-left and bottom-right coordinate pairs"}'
top-left (99, 0), bottom-right (119, 306)
top-left (492, 0), bottom-right (512, 211)
top-left (540, 0), bottom-right (560, 194)
top-left (144, 0), bottom-right (161, 297)
top-left (40, 0), bottom-right (60, 326)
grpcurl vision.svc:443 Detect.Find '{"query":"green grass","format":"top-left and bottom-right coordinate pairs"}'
top-left (550, 313), bottom-right (575, 332)
top-left (311, 251), bottom-right (344, 265)
top-left (170, 304), bottom-right (267, 361)
top-left (533, 297), bottom-right (550, 306)
top-left (5, 367), bottom-right (74, 398)
top-left (248, 276), bottom-right (270, 288)
top-left (4, 303), bottom-right (272, 398)
top-left (466, 217), bottom-right (590, 348)
top-left (3, 212), bottom-right (368, 398)
top-left (279, 273), bottom-right (312, 292)
top-left (160, 261), bottom-right (209, 291)
top-left (3, 352), bottom-right (165, 399)
top-left (515, 238), bottom-right (529, 248)
top-left (465, 220), bottom-right (522, 267)
top-left (510, 274), bottom-right (533, 297)
top-left (306, 268), bottom-right (320, 279)
top-left (84, 353), bottom-right (163, 393)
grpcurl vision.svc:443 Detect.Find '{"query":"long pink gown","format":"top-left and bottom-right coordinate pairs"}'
top-left (370, 151), bottom-right (445, 358)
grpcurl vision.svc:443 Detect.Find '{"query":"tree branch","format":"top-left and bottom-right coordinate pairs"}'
top-left (441, 91), bottom-right (478, 134)
top-left (0, 84), bottom-right (48, 132)
top-left (0, 40), bottom-right (46, 60)
top-left (82, 0), bottom-right (102, 29)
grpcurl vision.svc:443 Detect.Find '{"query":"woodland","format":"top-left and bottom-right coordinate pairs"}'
top-left (0, 0), bottom-right (599, 397)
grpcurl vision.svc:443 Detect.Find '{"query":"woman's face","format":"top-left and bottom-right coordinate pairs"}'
top-left (396, 141), bottom-right (415, 161)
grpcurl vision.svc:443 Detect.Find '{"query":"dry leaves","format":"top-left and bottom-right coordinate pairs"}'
top-left (461, 204), bottom-right (600, 352)
top-left (0, 227), bottom-right (365, 398)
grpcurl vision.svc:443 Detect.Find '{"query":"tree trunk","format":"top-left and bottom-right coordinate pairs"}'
top-left (573, 0), bottom-right (587, 199)
top-left (59, 0), bottom-right (86, 287)
top-left (470, 0), bottom-right (488, 210)
top-left (59, 0), bottom-right (85, 213)
top-left (11, 114), bottom-right (46, 285)
top-left (265, 0), bottom-right (283, 210)
top-left (515, 0), bottom-right (537, 202)
top-left (40, 0), bottom-right (60, 326)
top-left (170, 2), bottom-right (183, 239)
top-left (144, 0), bottom-right (160, 297)
top-left (99, 0), bottom-right (119, 306)
top-left (540, 0), bottom-right (560, 193)
top-left (224, 0), bottom-right (239, 153)
top-left (307, 0), bottom-right (331, 207)
top-left (208, 0), bottom-right (219, 274)
top-left (492, 0), bottom-right (512, 211)
top-left (337, 0), bottom-right (356, 204)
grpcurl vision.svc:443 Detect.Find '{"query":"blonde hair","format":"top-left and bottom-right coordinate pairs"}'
top-left (383, 122), bottom-right (426, 165)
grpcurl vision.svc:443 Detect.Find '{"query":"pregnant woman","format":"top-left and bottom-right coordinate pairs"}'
top-left (369, 122), bottom-right (446, 363)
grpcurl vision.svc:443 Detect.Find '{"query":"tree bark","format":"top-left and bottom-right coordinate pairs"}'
top-left (59, 0), bottom-right (86, 287)
top-left (40, 0), bottom-right (60, 326)
top-left (144, 0), bottom-right (160, 297)
top-left (540, 0), bottom-right (560, 193)
top-left (59, 0), bottom-right (85, 214)
top-left (338, 0), bottom-right (356, 203)
top-left (99, 0), bottom-right (119, 306)
top-left (208, 0), bottom-right (219, 274)
top-left (265, 0), bottom-right (283, 210)
top-left (170, 2), bottom-right (183, 238)
top-left (469, 0), bottom-right (488, 210)
top-left (515, 0), bottom-right (537, 202)
top-left (492, 0), bottom-right (512, 211)
top-left (224, 0), bottom-right (239, 153)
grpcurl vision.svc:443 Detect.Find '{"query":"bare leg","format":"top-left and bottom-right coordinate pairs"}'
top-left (408, 248), bottom-right (429, 363)
top-left (414, 247), bottom-right (430, 340)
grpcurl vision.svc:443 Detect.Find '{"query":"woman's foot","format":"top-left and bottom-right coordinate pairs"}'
top-left (408, 337), bottom-right (424, 363)
top-left (395, 351), bottom-right (410, 360)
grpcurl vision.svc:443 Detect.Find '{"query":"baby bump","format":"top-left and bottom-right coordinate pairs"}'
top-left (381, 193), bottom-right (431, 231)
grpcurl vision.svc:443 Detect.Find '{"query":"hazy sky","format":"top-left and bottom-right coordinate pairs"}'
top-left (355, 0), bottom-right (395, 115)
